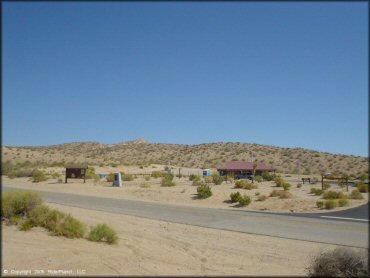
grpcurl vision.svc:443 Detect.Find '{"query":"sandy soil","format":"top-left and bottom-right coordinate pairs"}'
top-left (2, 167), bottom-right (368, 213)
top-left (2, 202), bottom-right (359, 276)
top-left (2, 166), bottom-right (368, 276)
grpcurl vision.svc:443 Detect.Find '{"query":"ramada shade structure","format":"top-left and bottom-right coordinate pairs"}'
top-left (217, 161), bottom-right (275, 176)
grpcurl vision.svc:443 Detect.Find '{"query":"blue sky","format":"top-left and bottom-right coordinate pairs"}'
top-left (3, 2), bottom-right (368, 156)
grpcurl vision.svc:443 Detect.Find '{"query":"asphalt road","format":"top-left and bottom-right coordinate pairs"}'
top-left (3, 187), bottom-right (368, 248)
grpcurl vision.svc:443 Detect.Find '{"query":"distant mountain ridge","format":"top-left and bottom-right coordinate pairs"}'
top-left (2, 140), bottom-right (368, 176)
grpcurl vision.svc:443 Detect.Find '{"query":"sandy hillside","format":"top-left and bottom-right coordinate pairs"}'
top-left (2, 202), bottom-right (360, 276)
top-left (2, 140), bottom-right (368, 177)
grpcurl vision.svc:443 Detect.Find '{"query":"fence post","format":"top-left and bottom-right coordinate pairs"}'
top-left (321, 175), bottom-right (324, 190)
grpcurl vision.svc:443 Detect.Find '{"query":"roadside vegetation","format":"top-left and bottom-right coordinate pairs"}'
top-left (1, 190), bottom-right (118, 245)
top-left (306, 247), bottom-right (368, 277)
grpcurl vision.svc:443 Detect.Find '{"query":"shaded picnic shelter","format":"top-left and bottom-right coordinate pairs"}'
top-left (217, 161), bottom-right (276, 177)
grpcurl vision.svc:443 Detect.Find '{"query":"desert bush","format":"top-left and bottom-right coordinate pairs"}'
top-left (255, 175), bottom-right (263, 183)
top-left (212, 174), bottom-right (224, 185)
top-left (274, 176), bottom-right (285, 187)
top-left (306, 247), bottom-right (368, 277)
top-left (106, 173), bottom-right (115, 182)
top-left (323, 191), bottom-right (345, 200)
top-left (51, 172), bottom-right (61, 179)
top-left (144, 176), bottom-right (150, 181)
top-left (257, 195), bottom-right (268, 201)
top-left (349, 189), bottom-right (364, 200)
top-left (356, 182), bottom-right (368, 193)
top-left (297, 183), bottom-right (302, 188)
top-left (55, 214), bottom-right (87, 238)
top-left (310, 188), bottom-right (323, 196)
top-left (261, 172), bottom-right (275, 181)
top-left (8, 168), bottom-right (34, 179)
top-left (282, 182), bottom-right (291, 191)
top-left (324, 200), bottom-right (338, 210)
top-left (197, 184), bottom-right (212, 199)
top-left (230, 192), bottom-right (241, 203)
top-left (270, 189), bottom-right (279, 197)
top-left (338, 198), bottom-right (349, 207)
top-left (189, 174), bottom-right (200, 182)
top-left (151, 171), bottom-right (164, 178)
top-left (88, 224), bottom-right (118, 244)
top-left (1, 190), bottom-right (43, 219)
top-left (237, 194), bottom-right (251, 206)
top-left (235, 180), bottom-right (257, 190)
top-left (316, 200), bottom-right (324, 209)
top-left (358, 174), bottom-right (368, 182)
top-left (279, 191), bottom-right (292, 199)
top-left (161, 173), bottom-right (175, 187)
top-left (20, 220), bottom-right (33, 231)
top-left (85, 167), bottom-right (96, 179)
top-left (192, 179), bottom-right (203, 187)
top-left (122, 173), bottom-right (134, 181)
top-left (28, 204), bottom-right (51, 227)
top-left (31, 169), bottom-right (48, 182)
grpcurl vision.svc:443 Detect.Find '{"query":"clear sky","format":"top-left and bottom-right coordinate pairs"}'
top-left (3, 2), bottom-right (368, 157)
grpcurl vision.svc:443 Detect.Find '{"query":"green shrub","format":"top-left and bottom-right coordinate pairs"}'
top-left (161, 173), bottom-right (176, 187)
top-left (279, 191), bottom-right (292, 199)
top-left (1, 190), bottom-right (43, 219)
top-left (28, 204), bottom-right (51, 227)
top-left (145, 176), bottom-right (150, 181)
top-left (20, 220), bottom-right (33, 231)
top-left (197, 184), bottom-right (212, 199)
top-left (356, 182), bottom-right (368, 193)
top-left (349, 189), bottom-right (364, 200)
top-left (257, 195), bottom-right (268, 201)
top-left (106, 173), bottom-right (115, 182)
top-left (338, 198), bottom-right (349, 207)
top-left (307, 247), bottom-right (369, 277)
top-left (151, 171), bottom-right (164, 178)
top-left (122, 173), bottom-right (134, 181)
top-left (31, 169), bottom-right (48, 183)
top-left (255, 175), bottom-right (263, 183)
top-left (261, 172), bottom-right (275, 181)
top-left (192, 179), bottom-right (203, 187)
top-left (56, 214), bottom-right (86, 238)
top-left (235, 180), bottom-right (257, 190)
top-left (189, 174), bottom-right (200, 182)
top-left (316, 200), bottom-right (324, 209)
top-left (274, 176), bottom-right (285, 187)
top-left (44, 209), bottom-right (67, 233)
top-left (85, 167), bottom-right (96, 179)
top-left (88, 224), bottom-right (118, 244)
top-left (282, 182), bottom-right (291, 191)
top-left (238, 194), bottom-right (251, 206)
top-left (323, 191), bottom-right (345, 200)
top-left (270, 189), bottom-right (279, 197)
top-left (230, 192), bottom-right (241, 203)
top-left (212, 174), bottom-right (224, 185)
top-left (324, 200), bottom-right (338, 210)
top-left (310, 188), bottom-right (324, 196)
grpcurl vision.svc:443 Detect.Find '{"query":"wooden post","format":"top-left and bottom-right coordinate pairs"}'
top-left (346, 178), bottom-right (348, 192)
top-left (321, 175), bottom-right (324, 190)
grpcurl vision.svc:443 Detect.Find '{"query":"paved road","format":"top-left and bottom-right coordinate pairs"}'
top-left (3, 187), bottom-right (368, 248)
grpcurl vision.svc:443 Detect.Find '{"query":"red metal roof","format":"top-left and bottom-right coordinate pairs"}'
top-left (217, 161), bottom-right (275, 171)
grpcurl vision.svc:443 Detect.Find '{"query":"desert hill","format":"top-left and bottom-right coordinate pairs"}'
top-left (2, 140), bottom-right (368, 177)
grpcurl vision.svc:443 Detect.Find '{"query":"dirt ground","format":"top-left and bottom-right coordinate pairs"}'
top-left (2, 203), bottom-right (358, 276)
top-left (2, 165), bottom-right (368, 213)
top-left (1, 166), bottom-right (368, 276)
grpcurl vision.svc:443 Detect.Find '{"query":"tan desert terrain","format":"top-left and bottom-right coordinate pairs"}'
top-left (2, 162), bottom-right (368, 276)
top-left (3, 202), bottom-right (363, 276)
